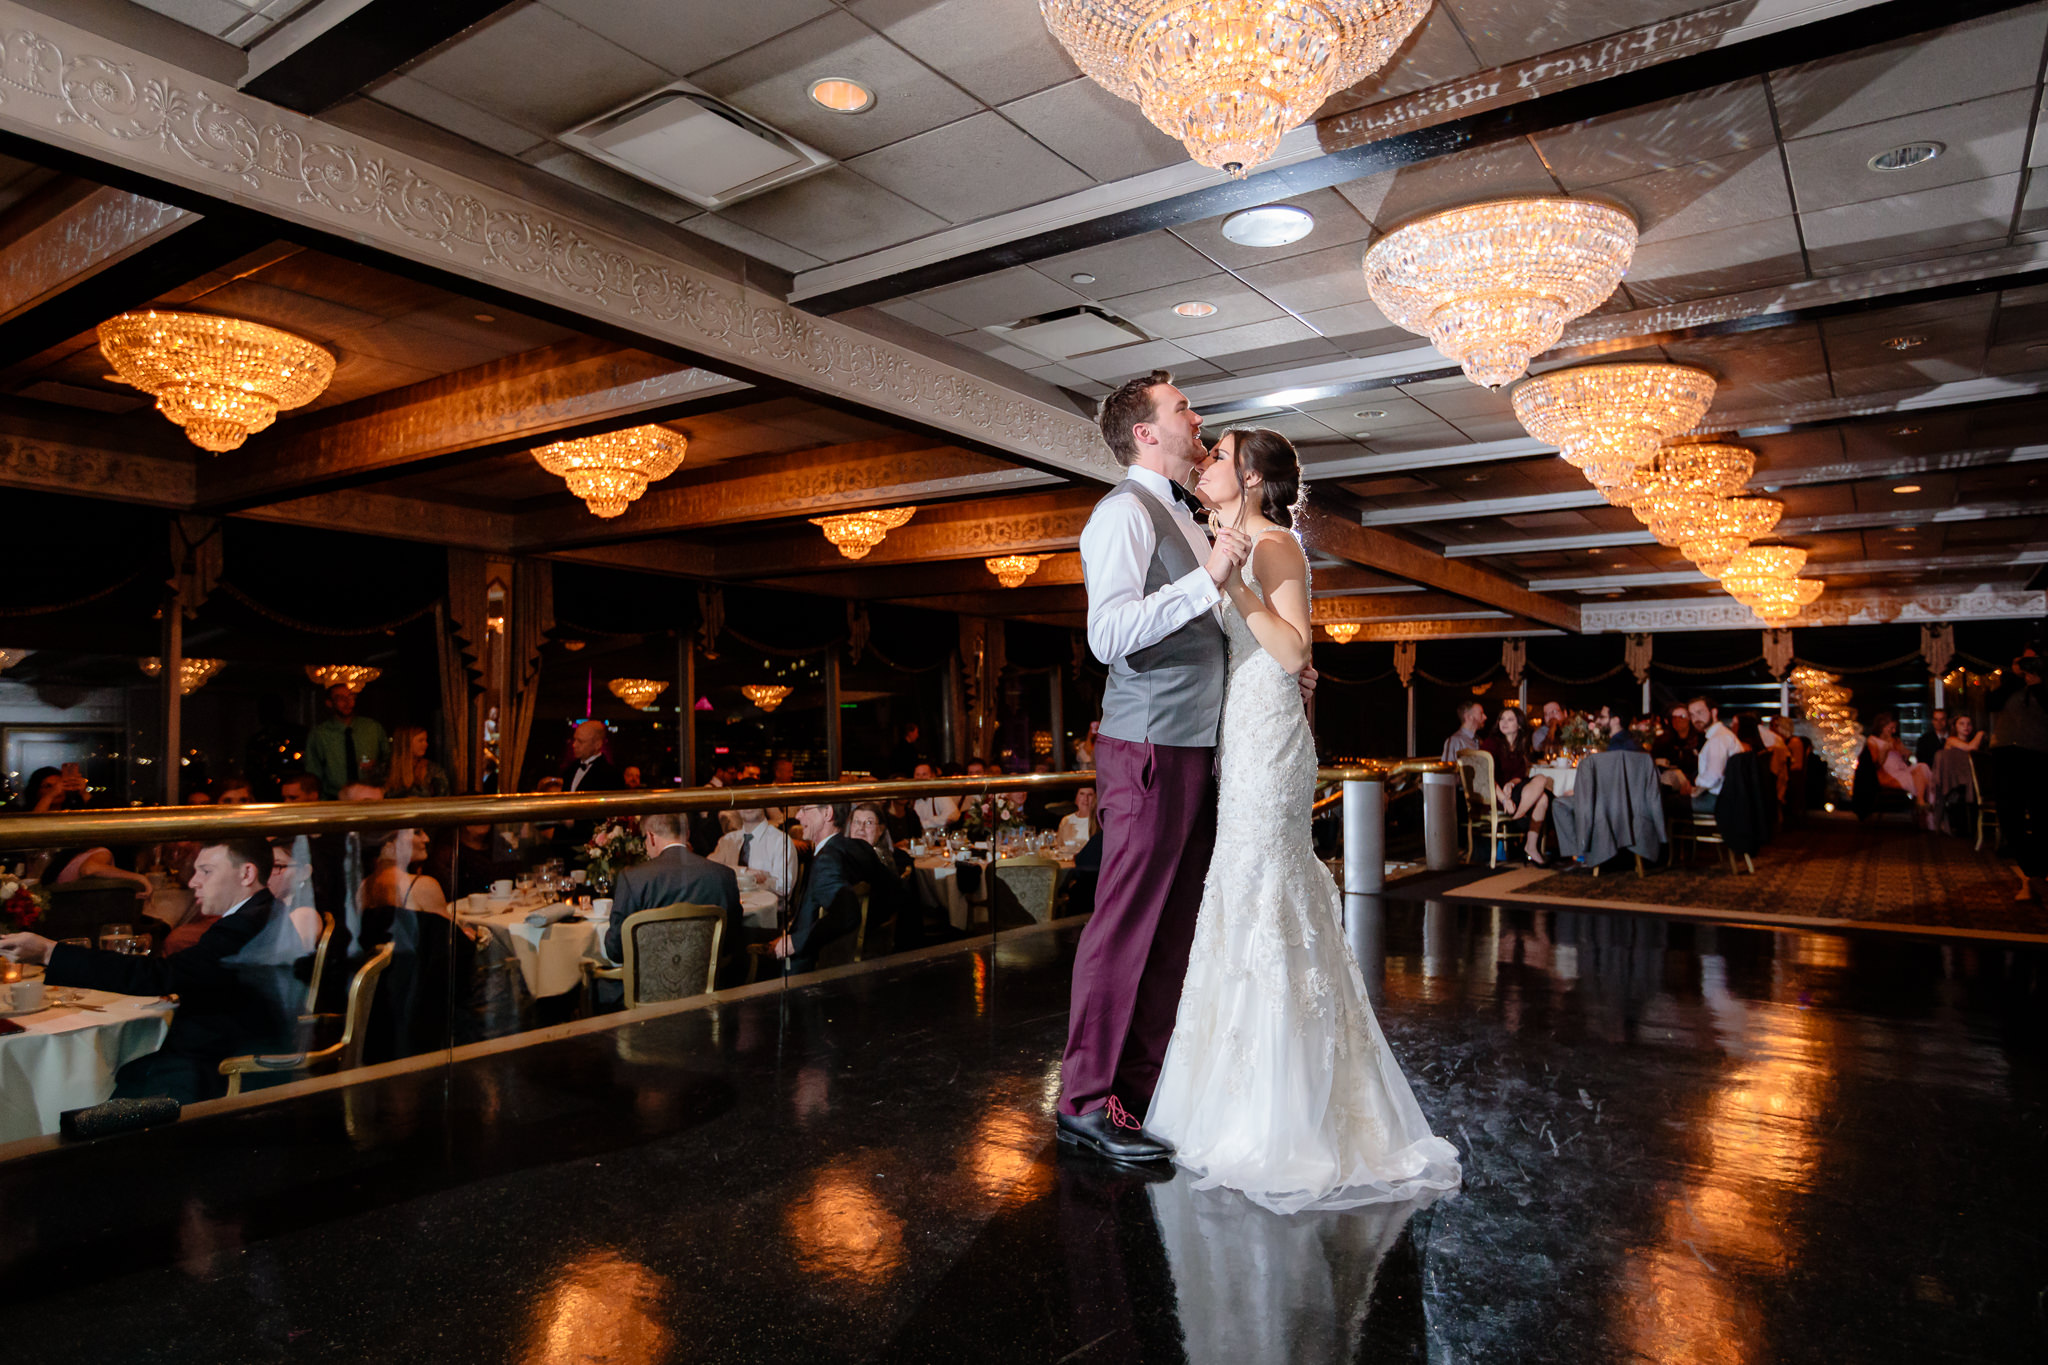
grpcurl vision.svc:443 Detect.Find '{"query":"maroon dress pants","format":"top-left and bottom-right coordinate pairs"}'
top-left (1058, 734), bottom-right (1216, 1117)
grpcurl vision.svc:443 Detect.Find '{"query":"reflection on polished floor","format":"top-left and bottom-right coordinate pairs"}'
top-left (1, 895), bottom-right (2043, 1363)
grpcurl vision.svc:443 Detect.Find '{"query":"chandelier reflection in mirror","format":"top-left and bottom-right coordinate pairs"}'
top-left (1325, 622), bottom-right (1361, 643)
top-left (98, 311), bottom-right (335, 453)
top-left (140, 656), bottom-right (225, 695)
top-left (608, 678), bottom-right (671, 711)
top-left (811, 507), bottom-right (916, 560)
top-left (532, 424), bottom-right (688, 519)
top-left (1364, 199), bottom-right (1636, 389)
top-left (1040, 0), bottom-right (1433, 174)
top-left (741, 684), bottom-right (793, 712)
top-left (986, 554), bottom-right (1045, 588)
top-left (306, 664), bottom-right (382, 693)
top-left (1511, 363), bottom-right (1717, 489)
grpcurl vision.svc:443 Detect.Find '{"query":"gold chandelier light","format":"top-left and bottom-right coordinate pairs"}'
top-left (1325, 622), bottom-right (1362, 643)
top-left (1040, 0), bottom-right (1434, 175)
top-left (608, 678), bottom-right (671, 711)
top-left (986, 554), bottom-right (1045, 588)
top-left (1718, 545), bottom-right (1824, 621)
top-left (741, 684), bottom-right (793, 712)
top-left (306, 664), bottom-right (382, 693)
top-left (1511, 364), bottom-right (1717, 487)
top-left (1677, 535), bottom-right (1752, 576)
top-left (98, 311), bottom-right (335, 453)
top-left (1363, 199), bottom-right (1636, 389)
top-left (140, 656), bottom-right (225, 695)
top-left (532, 424), bottom-right (687, 519)
top-left (811, 507), bottom-right (915, 560)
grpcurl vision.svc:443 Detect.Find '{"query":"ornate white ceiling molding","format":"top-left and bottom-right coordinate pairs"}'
top-left (1581, 587), bottom-right (2047, 633)
top-left (0, 3), bottom-right (1114, 484)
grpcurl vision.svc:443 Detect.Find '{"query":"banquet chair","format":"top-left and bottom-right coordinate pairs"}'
top-left (993, 854), bottom-right (1060, 926)
top-left (1454, 749), bottom-right (1514, 867)
top-left (302, 912), bottom-right (335, 1014)
top-left (583, 902), bottom-right (723, 1009)
top-left (1970, 751), bottom-right (2002, 851)
top-left (1675, 808), bottom-right (1752, 874)
top-left (218, 941), bottom-right (394, 1096)
top-left (748, 882), bottom-right (873, 981)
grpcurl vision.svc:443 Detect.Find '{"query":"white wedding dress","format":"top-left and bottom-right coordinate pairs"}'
top-left (1146, 538), bottom-right (1462, 1214)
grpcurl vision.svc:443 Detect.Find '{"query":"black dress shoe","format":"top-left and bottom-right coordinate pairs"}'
top-left (1055, 1097), bottom-right (1175, 1164)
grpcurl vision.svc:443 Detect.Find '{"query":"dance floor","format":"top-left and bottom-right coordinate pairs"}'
top-left (1, 897), bottom-right (2043, 1363)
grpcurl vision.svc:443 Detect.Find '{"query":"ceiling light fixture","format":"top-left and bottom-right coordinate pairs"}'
top-left (608, 678), bottom-right (671, 711)
top-left (1325, 623), bottom-right (1362, 643)
top-left (1511, 363), bottom-right (1717, 488)
top-left (1364, 198), bottom-right (1637, 389)
top-left (1070, 272), bottom-right (1097, 284)
top-left (473, 313), bottom-right (496, 323)
top-left (1892, 483), bottom-right (1922, 494)
top-left (811, 506), bottom-right (916, 560)
top-left (532, 423), bottom-right (688, 518)
top-left (1353, 409), bottom-right (1387, 419)
top-left (1882, 335), bottom-right (1927, 351)
top-left (1042, 0), bottom-right (1431, 174)
top-left (1892, 425), bottom-right (1922, 435)
top-left (98, 311), bottom-right (336, 453)
top-left (1220, 204), bottom-right (1316, 247)
top-left (740, 684), bottom-right (792, 712)
top-left (1867, 142), bottom-right (1942, 172)
top-left (986, 554), bottom-right (1045, 588)
top-left (306, 664), bottom-right (381, 694)
top-left (1174, 300), bottom-right (1218, 318)
top-left (808, 78), bottom-right (875, 114)
top-left (140, 656), bottom-right (225, 695)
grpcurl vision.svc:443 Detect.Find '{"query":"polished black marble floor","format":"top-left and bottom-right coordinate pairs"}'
top-left (3, 896), bottom-right (2045, 1363)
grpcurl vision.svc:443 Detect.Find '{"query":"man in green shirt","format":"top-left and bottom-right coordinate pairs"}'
top-left (305, 684), bottom-right (389, 797)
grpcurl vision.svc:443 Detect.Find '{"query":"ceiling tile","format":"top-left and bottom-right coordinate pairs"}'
top-left (540, 0), bottom-right (836, 76)
top-left (1536, 80), bottom-right (1776, 189)
top-left (1180, 323), bottom-right (1343, 373)
top-left (688, 9), bottom-right (983, 160)
top-left (1023, 362), bottom-right (1107, 396)
top-left (913, 265), bottom-right (1089, 328)
top-left (1030, 231), bottom-right (1220, 300)
top-left (1598, 149), bottom-right (1795, 244)
top-left (849, 0), bottom-right (1080, 104)
top-left (675, 213), bottom-right (826, 273)
top-left (404, 4), bottom-right (670, 137)
top-left (1063, 340), bottom-right (1216, 385)
top-left (1441, 0), bottom-right (1708, 67)
top-left (714, 167), bottom-right (948, 261)
top-left (1801, 173), bottom-right (2022, 271)
top-left (875, 297), bottom-right (976, 336)
top-left (1102, 274), bottom-right (1287, 338)
top-left (1233, 240), bottom-right (1376, 313)
top-left (518, 146), bottom-right (700, 223)
top-left (1618, 215), bottom-right (1806, 306)
top-left (848, 112), bottom-right (1092, 224)
top-left (1295, 392), bottom-right (1436, 427)
top-left (1336, 139), bottom-right (1558, 231)
top-left (1170, 187), bottom-right (1373, 269)
top-left (1783, 89), bottom-right (2033, 213)
top-left (1770, 7), bottom-right (2048, 138)
top-left (368, 76), bottom-right (548, 157)
top-left (1000, 78), bottom-right (1192, 183)
top-left (1316, 8), bottom-right (1483, 112)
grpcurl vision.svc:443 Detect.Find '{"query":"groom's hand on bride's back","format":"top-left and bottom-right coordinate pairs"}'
top-left (1206, 525), bottom-right (1252, 586)
top-left (1298, 663), bottom-right (1318, 706)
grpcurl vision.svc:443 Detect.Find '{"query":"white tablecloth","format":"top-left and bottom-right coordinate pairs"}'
top-left (740, 888), bottom-right (778, 931)
top-left (0, 987), bottom-right (172, 1141)
top-left (1533, 763), bottom-right (1577, 798)
top-left (458, 899), bottom-right (597, 998)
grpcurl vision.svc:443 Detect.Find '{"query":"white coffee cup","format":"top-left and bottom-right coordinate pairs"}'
top-left (7, 979), bottom-right (45, 1012)
top-left (591, 898), bottom-right (613, 919)
top-left (491, 879), bottom-right (513, 897)
top-left (569, 869), bottom-right (587, 884)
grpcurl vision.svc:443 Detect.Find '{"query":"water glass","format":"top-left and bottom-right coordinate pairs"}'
top-left (98, 924), bottom-right (134, 952)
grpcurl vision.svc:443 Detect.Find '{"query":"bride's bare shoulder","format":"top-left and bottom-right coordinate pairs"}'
top-left (1249, 526), bottom-right (1307, 576)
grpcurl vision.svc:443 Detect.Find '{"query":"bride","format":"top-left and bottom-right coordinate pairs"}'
top-left (1145, 427), bottom-right (1462, 1214)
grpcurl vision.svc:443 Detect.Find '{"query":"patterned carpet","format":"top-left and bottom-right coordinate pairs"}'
top-left (1508, 818), bottom-right (2048, 937)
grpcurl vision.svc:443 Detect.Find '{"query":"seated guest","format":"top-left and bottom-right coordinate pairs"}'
top-left (910, 762), bottom-right (960, 832)
top-left (846, 803), bottom-right (906, 875)
top-left (1654, 706), bottom-right (1701, 781)
top-left (425, 823), bottom-right (501, 900)
top-left (772, 802), bottom-right (901, 973)
top-left (214, 777), bottom-right (254, 805)
top-left (1530, 700), bottom-right (1568, 756)
top-left (15, 764), bottom-right (86, 813)
top-left (1946, 715), bottom-right (1985, 751)
top-left (621, 764), bottom-right (645, 790)
top-left (710, 807), bottom-right (798, 902)
top-left (1677, 697), bottom-right (1742, 813)
top-left (1441, 701), bottom-right (1486, 763)
top-left (881, 796), bottom-right (921, 846)
top-left (605, 812), bottom-right (743, 983)
top-left (1059, 785), bottom-right (1100, 847)
top-left (1733, 713), bottom-right (1767, 754)
top-left (2, 840), bottom-right (298, 1102)
top-left (280, 772), bottom-right (323, 803)
top-left (359, 827), bottom-right (449, 917)
top-left (1481, 706), bottom-right (1554, 866)
top-left (1865, 713), bottom-right (1936, 820)
top-left (1917, 709), bottom-right (1950, 764)
top-left (1603, 711), bottom-right (1645, 753)
top-left (385, 726), bottom-right (451, 798)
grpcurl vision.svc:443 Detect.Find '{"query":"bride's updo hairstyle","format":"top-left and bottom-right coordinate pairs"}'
top-left (1226, 427), bottom-right (1304, 530)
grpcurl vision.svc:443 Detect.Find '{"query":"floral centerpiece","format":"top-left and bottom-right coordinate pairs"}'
top-left (1551, 712), bottom-right (1606, 756)
top-left (580, 816), bottom-right (646, 894)
top-left (959, 793), bottom-right (1023, 840)
top-left (1, 873), bottom-right (49, 933)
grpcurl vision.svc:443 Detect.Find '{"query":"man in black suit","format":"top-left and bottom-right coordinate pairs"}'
top-left (2, 838), bottom-right (298, 1102)
top-left (772, 802), bottom-right (902, 974)
top-left (563, 720), bottom-right (625, 793)
top-left (605, 813), bottom-right (744, 990)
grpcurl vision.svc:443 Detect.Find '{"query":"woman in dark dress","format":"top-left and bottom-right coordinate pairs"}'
top-left (1480, 706), bottom-right (1554, 866)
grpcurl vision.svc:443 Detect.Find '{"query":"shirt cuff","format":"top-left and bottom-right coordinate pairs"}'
top-left (1173, 564), bottom-right (1221, 611)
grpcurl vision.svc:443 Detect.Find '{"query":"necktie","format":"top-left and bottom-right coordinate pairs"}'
top-left (738, 832), bottom-right (752, 868)
top-left (343, 724), bottom-right (358, 784)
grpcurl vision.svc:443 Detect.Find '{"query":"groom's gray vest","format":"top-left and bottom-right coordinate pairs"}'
top-left (1093, 480), bottom-right (1227, 749)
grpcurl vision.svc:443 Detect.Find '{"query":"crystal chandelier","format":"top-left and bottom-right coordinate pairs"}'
top-left (1677, 535), bottom-right (1751, 576)
top-left (140, 656), bottom-right (225, 695)
top-left (1624, 443), bottom-right (1753, 513)
top-left (608, 678), bottom-right (671, 711)
top-left (98, 311), bottom-right (335, 453)
top-left (306, 664), bottom-right (382, 693)
top-left (532, 424), bottom-right (688, 519)
top-left (1363, 199), bottom-right (1636, 389)
top-left (1718, 545), bottom-right (1823, 621)
top-left (1792, 665), bottom-right (1861, 784)
top-left (1040, 0), bottom-right (1434, 175)
top-left (811, 507), bottom-right (916, 560)
top-left (986, 554), bottom-right (1045, 588)
top-left (741, 684), bottom-right (792, 712)
top-left (1325, 622), bottom-right (1361, 643)
top-left (1511, 364), bottom-right (1717, 485)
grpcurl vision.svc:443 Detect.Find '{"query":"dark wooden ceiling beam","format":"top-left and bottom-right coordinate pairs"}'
top-left (759, 551), bottom-right (1088, 600)
top-left (193, 337), bottom-right (752, 512)
top-left (241, 1), bottom-right (517, 115)
top-left (710, 487), bottom-right (1100, 578)
top-left (1297, 501), bottom-right (1581, 633)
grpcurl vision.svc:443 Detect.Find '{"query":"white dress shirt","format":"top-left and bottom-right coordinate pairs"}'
top-left (1694, 721), bottom-right (1743, 795)
top-left (913, 795), bottom-right (960, 829)
top-left (1057, 812), bottom-right (1094, 846)
top-left (1079, 465), bottom-right (1222, 668)
top-left (568, 755), bottom-right (599, 791)
top-left (711, 822), bottom-right (796, 899)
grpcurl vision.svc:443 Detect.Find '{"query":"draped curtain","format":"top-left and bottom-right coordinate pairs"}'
top-left (435, 548), bottom-right (491, 792)
top-left (500, 559), bottom-right (554, 792)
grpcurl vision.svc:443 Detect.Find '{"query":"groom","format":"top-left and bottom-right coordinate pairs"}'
top-left (1056, 369), bottom-right (1251, 1164)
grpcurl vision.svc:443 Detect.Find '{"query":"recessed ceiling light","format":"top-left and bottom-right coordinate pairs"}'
top-left (1070, 272), bottom-right (1097, 285)
top-left (1174, 300), bottom-right (1218, 318)
top-left (1587, 547), bottom-right (1602, 555)
top-left (1221, 204), bottom-right (1315, 248)
top-left (809, 78), bottom-right (875, 114)
top-left (1897, 525), bottom-right (1919, 533)
top-left (1868, 142), bottom-right (1942, 172)
top-left (1353, 409), bottom-right (1387, 419)
top-left (473, 313), bottom-right (495, 323)
top-left (1893, 483), bottom-right (1922, 493)
top-left (1892, 425), bottom-right (1922, 435)
top-left (1460, 471), bottom-right (1489, 483)
top-left (1883, 334), bottom-right (1928, 351)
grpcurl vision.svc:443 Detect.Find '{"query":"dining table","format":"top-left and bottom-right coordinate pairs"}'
top-left (455, 895), bottom-right (598, 999)
top-left (912, 845), bottom-right (1080, 931)
top-left (1532, 761), bottom-right (1578, 799)
top-left (0, 982), bottom-right (173, 1142)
